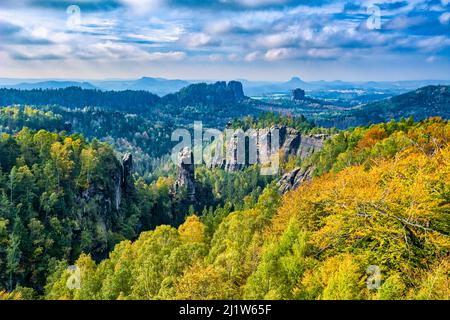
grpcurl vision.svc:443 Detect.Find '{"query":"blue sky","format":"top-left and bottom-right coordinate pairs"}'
top-left (0, 0), bottom-right (449, 81)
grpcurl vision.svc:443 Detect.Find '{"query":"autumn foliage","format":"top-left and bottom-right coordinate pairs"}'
top-left (42, 118), bottom-right (450, 300)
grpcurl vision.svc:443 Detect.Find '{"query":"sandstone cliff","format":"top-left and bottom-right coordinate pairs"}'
top-left (219, 126), bottom-right (329, 172)
top-left (277, 166), bottom-right (315, 194)
top-left (173, 147), bottom-right (196, 201)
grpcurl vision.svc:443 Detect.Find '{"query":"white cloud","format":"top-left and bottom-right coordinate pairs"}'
top-left (75, 41), bottom-right (186, 61)
top-left (207, 20), bottom-right (234, 34)
top-left (126, 26), bottom-right (183, 43)
top-left (29, 27), bottom-right (73, 44)
top-left (146, 51), bottom-right (186, 61)
top-left (244, 51), bottom-right (261, 61)
top-left (426, 55), bottom-right (436, 63)
top-left (224, 0), bottom-right (288, 8)
top-left (289, 2), bottom-right (345, 15)
top-left (439, 12), bottom-right (450, 24)
top-left (119, 0), bottom-right (164, 13)
top-left (30, 27), bottom-right (49, 39)
top-left (228, 53), bottom-right (240, 61)
top-left (264, 48), bottom-right (298, 61)
top-left (257, 32), bottom-right (296, 48)
top-left (9, 44), bottom-right (72, 60)
top-left (385, 16), bottom-right (426, 30)
top-left (415, 36), bottom-right (450, 52)
top-left (183, 33), bottom-right (219, 48)
top-left (306, 48), bottom-right (341, 59)
top-left (77, 41), bottom-right (142, 60)
top-left (207, 54), bottom-right (224, 62)
top-left (206, 10), bottom-right (283, 35)
top-left (1, 0), bottom-right (449, 79)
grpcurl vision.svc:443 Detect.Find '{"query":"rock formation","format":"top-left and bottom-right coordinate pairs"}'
top-left (111, 153), bottom-right (134, 210)
top-left (122, 153), bottom-right (133, 193)
top-left (81, 152), bottom-right (134, 211)
top-left (113, 166), bottom-right (122, 211)
top-left (292, 88), bottom-right (306, 101)
top-left (228, 81), bottom-right (245, 101)
top-left (218, 126), bottom-right (330, 172)
top-left (277, 166), bottom-right (315, 194)
top-left (173, 147), bottom-right (196, 201)
top-left (224, 132), bottom-right (243, 172)
top-left (296, 133), bottom-right (329, 159)
top-left (163, 81), bottom-right (246, 107)
top-left (279, 127), bottom-right (301, 161)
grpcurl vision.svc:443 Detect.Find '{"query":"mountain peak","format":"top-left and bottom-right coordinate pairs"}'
top-left (289, 77), bottom-right (304, 83)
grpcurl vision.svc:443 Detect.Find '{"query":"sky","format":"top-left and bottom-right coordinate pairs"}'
top-left (0, 0), bottom-right (449, 81)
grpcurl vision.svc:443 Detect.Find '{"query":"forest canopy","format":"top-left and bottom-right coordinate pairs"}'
top-left (37, 117), bottom-right (450, 300)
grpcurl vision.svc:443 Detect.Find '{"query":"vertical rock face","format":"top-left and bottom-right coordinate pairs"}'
top-left (219, 126), bottom-right (330, 172)
top-left (278, 128), bottom-right (329, 166)
top-left (174, 147), bottom-right (196, 201)
top-left (225, 132), bottom-right (245, 172)
top-left (296, 134), bottom-right (329, 159)
top-left (228, 81), bottom-right (245, 101)
top-left (280, 128), bottom-right (301, 161)
top-left (112, 152), bottom-right (134, 210)
top-left (277, 166), bottom-right (315, 194)
top-left (257, 128), bottom-right (271, 165)
top-left (113, 168), bottom-right (122, 211)
top-left (122, 153), bottom-right (133, 193)
top-left (276, 132), bottom-right (329, 194)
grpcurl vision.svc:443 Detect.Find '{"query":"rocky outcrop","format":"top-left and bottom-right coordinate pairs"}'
top-left (228, 81), bottom-right (245, 101)
top-left (162, 81), bottom-right (247, 107)
top-left (111, 153), bottom-right (134, 210)
top-left (219, 126), bottom-right (330, 172)
top-left (224, 132), bottom-right (245, 172)
top-left (292, 88), bottom-right (306, 101)
top-left (81, 153), bottom-right (133, 211)
top-left (173, 147), bottom-right (196, 201)
top-left (277, 166), bottom-right (315, 194)
top-left (113, 166), bottom-right (122, 211)
top-left (279, 128), bottom-right (301, 161)
top-left (122, 153), bottom-right (133, 193)
top-left (296, 134), bottom-right (329, 159)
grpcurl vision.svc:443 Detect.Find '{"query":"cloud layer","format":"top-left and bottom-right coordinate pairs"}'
top-left (0, 0), bottom-right (449, 80)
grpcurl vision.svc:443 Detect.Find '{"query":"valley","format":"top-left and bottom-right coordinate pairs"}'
top-left (0, 80), bottom-right (449, 300)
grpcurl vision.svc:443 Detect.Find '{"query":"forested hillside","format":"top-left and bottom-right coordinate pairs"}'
top-left (0, 87), bottom-right (161, 113)
top-left (0, 85), bottom-right (449, 300)
top-left (0, 129), bottom-right (149, 293)
top-left (0, 83), bottom-right (261, 179)
top-left (317, 85), bottom-right (450, 128)
top-left (2, 0), bottom-right (449, 305)
top-left (0, 82), bottom-right (254, 128)
top-left (0, 128), bottom-right (279, 297)
top-left (351, 86), bottom-right (450, 124)
top-left (38, 118), bottom-right (449, 300)
top-left (0, 105), bottom-right (175, 179)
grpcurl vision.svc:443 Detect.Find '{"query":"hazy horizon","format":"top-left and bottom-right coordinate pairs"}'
top-left (1, 75), bottom-right (450, 84)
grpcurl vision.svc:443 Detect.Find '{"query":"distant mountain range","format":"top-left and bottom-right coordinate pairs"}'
top-left (4, 80), bottom-right (97, 90)
top-left (1, 76), bottom-right (449, 97)
top-left (241, 77), bottom-right (450, 96)
top-left (0, 77), bottom-right (190, 96)
top-left (91, 77), bottom-right (190, 95)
